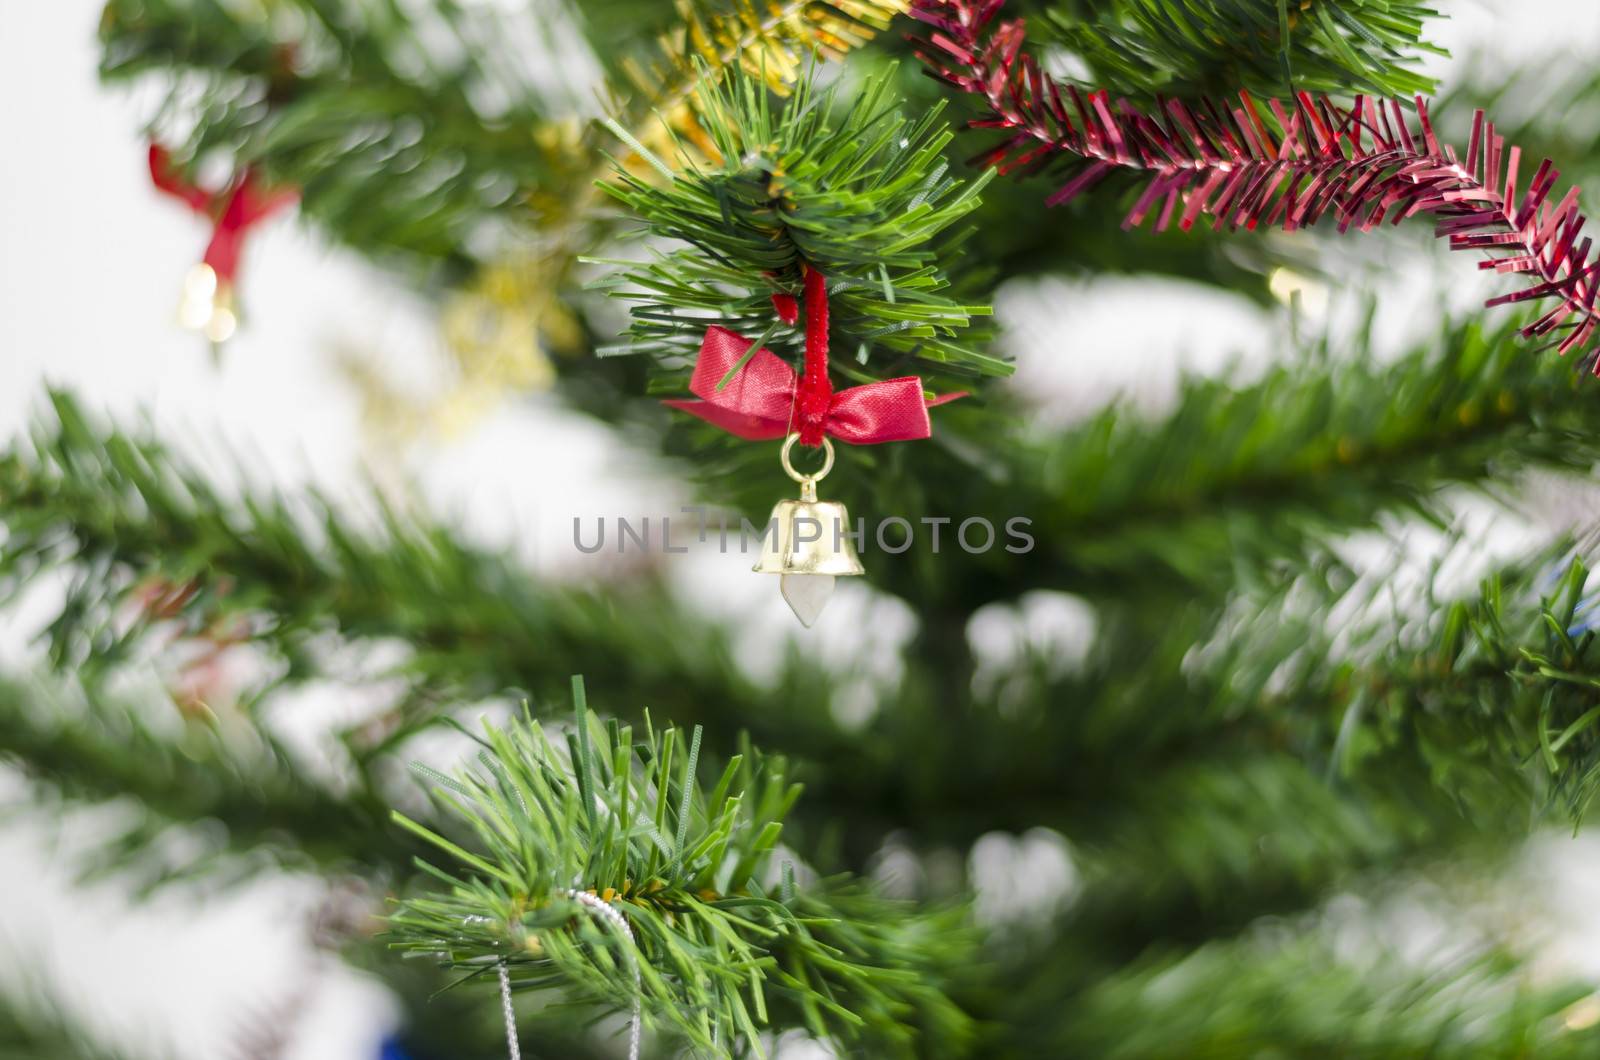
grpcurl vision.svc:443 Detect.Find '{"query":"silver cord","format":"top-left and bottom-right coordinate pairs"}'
top-left (567, 889), bottom-right (643, 1060)
top-left (491, 892), bottom-right (641, 1060)
top-left (497, 961), bottom-right (522, 1060)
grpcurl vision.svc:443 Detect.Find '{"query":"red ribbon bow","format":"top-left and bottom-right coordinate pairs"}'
top-left (665, 267), bottom-right (962, 446)
top-left (149, 144), bottom-right (296, 286)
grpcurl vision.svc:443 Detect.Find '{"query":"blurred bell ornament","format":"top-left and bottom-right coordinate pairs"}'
top-left (753, 434), bottom-right (863, 627)
top-left (175, 263), bottom-right (239, 345)
top-left (148, 143), bottom-right (295, 351)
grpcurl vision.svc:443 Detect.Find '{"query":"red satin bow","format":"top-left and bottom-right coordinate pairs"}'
top-left (665, 268), bottom-right (962, 445)
top-left (149, 144), bottom-right (296, 285)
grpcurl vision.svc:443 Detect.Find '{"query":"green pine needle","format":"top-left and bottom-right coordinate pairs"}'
top-left (599, 63), bottom-right (1000, 391)
top-left (1043, 0), bottom-right (1445, 98)
top-left (385, 684), bottom-right (974, 1056)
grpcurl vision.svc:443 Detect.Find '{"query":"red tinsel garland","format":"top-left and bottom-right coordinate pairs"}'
top-left (910, 0), bottom-right (1600, 360)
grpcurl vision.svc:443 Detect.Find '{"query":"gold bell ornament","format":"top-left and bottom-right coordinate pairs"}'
top-left (753, 434), bottom-right (864, 627)
top-left (665, 267), bottom-right (957, 626)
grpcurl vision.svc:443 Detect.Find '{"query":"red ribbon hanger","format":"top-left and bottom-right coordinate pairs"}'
top-left (665, 267), bottom-right (963, 446)
top-left (149, 144), bottom-right (296, 289)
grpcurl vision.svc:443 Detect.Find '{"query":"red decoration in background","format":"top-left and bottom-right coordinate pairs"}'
top-left (128, 575), bottom-right (251, 719)
top-left (911, 0), bottom-right (1600, 360)
top-left (149, 143), bottom-right (295, 298)
top-left (666, 267), bottom-right (963, 445)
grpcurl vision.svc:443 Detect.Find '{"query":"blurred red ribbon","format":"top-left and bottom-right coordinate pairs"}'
top-left (665, 267), bottom-right (962, 446)
top-left (149, 144), bottom-right (296, 285)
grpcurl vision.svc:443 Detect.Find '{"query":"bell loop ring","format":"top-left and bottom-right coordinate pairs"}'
top-left (780, 433), bottom-right (833, 501)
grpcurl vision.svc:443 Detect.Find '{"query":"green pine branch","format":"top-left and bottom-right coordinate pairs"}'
top-left (593, 65), bottom-right (1000, 390)
top-left (0, 980), bottom-right (139, 1060)
top-left (387, 678), bottom-right (974, 1058)
top-left (752, 533), bottom-right (1600, 890)
top-left (1054, 755), bottom-right (1501, 962)
top-left (1033, 322), bottom-right (1528, 589)
top-left (0, 391), bottom-right (857, 846)
top-left (1038, 0), bottom-right (1445, 98)
top-left (0, 390), bottom-right (783, 724)
top-left (0, 673), bottom-right (417, 886)
top-left (863, 311), bottom-right (1600, 607)
top-left (1017, 925), bottom-right (1599, 1058)
top-left (1296, 548), bottom-right (1600, 823)
top-left (4, 370), bottom-right (1598, 863)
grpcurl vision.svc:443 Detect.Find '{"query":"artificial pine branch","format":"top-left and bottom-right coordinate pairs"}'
top-left (1038, 0), bottom-right (1444, 99)
top-left (594, 65), bottom-right (1001, 390)
top-left (911, 0), bottom-right (1600, 360)
top-left (0, 979), bottom-right (141, 1060)
top-left (5, 356), bottom-right (1597, 872)
top-left (979, 773), bottom-right (1590, 1054)
top-left (0, 673), bottom-right (418, 885)
top-left (1058, 755), bottom-right (1489, 955)
top-left (791, 527), bottom-right (1600, 886)
top-left (0, 391), bottom-right (768, 713)
top-left (1025, 927), bottom-right (1600, 1057)
top-left (0, 390), bottom-right (850, 802)
top-left (387, 678), bottom-right (974, 1058)
top-left (1305, 549), bottom-right (1600, 822)
top-left (0, 569), bottom-right (1570, 1047)
top-left (537, 0), bottom-right (915, 349)
top-left (859, 311), bottom-right (1600, 609)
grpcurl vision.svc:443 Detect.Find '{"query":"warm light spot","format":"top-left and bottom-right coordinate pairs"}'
top-left (178, 264), bottom-right (236, 342)
top-left (1563, 994), bottom-right (1600, 1031)
top-left (176, 296), bottom-right (212, 330)
top-left (183, 263), bottom-right (218, 300)
top-left (205, 306), bottom-right (238, 344)
top-left (177, 267), bottom-right (218, 330)
top-left (1268, 266), bottom-right (1330, 315)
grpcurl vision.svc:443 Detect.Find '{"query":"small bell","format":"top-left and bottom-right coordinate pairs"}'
top-left (754, 434), bottom-right (864, 627)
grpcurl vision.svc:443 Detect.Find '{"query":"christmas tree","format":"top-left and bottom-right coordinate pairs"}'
top-left (6, 0), bottom-right (1600, 1056)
